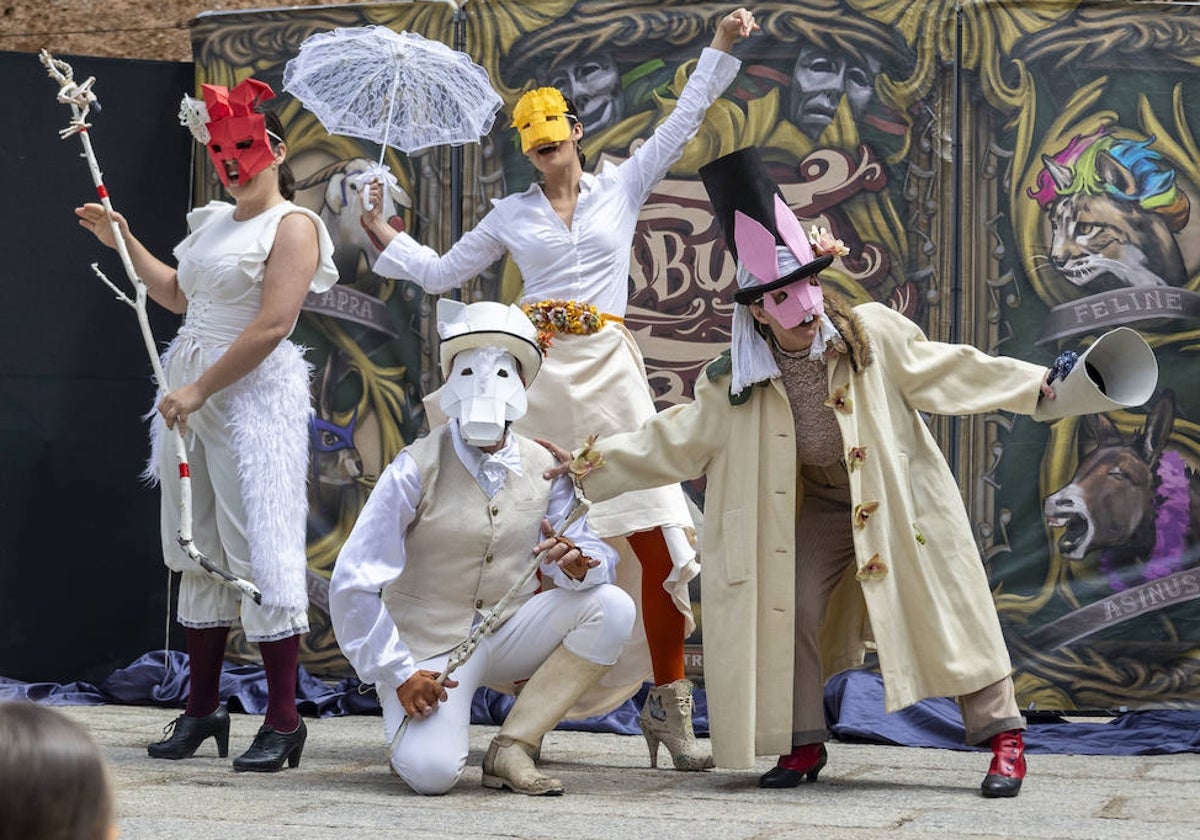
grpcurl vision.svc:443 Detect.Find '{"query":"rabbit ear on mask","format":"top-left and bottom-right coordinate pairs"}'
top-left (201, 78), bottom-right (275, 121)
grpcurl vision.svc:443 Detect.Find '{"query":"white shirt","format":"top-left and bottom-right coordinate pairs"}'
top-left (328, 421), bottom-right (617, 689)
top-left (373, 48), bottom-right (741, 318)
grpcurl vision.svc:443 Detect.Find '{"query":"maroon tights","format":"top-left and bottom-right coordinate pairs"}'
top-left (184, 627), bottom-right (300, 732)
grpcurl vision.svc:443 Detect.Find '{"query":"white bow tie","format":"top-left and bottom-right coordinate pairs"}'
top-left (477, 456), bottom-right (511, 498)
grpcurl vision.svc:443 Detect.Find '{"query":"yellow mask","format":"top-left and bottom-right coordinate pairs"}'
top-left (512, 87), bottom-right (573, 153)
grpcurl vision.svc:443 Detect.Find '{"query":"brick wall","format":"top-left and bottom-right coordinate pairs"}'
top-left (2, 0), bottom-right (345, 61)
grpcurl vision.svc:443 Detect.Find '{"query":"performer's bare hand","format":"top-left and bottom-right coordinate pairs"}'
top-left (536, 438), bottom-right (574, 480)
top-left (711, 8), bottom-right (758, 52)
top-left (537, 518), bottom-right (598, 581)
top-left (1039, 369), bottom-right (1057, 402)
top-left (362, 180), bottom-right (384, 220)
top-left (74, 202), bottom-right (128, 249)
top-left (397, 669), bottom-right (458, 719)
top-left (158, 383), bottom-right (207, 432)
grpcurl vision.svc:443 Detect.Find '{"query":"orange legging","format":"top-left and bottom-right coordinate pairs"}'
top-left (626, 527), bottom-right (686, 685)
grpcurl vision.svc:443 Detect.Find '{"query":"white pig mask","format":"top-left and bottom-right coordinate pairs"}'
top-left (439, 345), bottom-right (528, 447)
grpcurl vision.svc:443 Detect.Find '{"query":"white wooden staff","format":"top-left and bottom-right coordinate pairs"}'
top-left (390, 495), bottom-right (592, 751)
top-left (41, 50), bottom-right (262, 604)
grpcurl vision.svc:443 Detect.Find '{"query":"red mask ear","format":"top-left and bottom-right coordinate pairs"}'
top-left (227, 78), bottom-right (275, 114)
top-left (201, 84), bottom-right (233, 121)
top-left (201, 79), bottom-right (275, 120)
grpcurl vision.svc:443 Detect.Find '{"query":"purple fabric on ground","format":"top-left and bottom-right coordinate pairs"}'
top-left (825, 669), bottom-right (1200, 755)
top-left (4, 656), bottom-right (1197, 755)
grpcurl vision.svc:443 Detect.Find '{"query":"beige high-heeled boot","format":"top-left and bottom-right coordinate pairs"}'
top-left (640, 678), bottom-right (714, 771)
top-left (481, 644), bottom-right (609, 795)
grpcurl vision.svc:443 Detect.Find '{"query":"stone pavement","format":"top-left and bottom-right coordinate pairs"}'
top-left (61, 704), bottom-right (1197, 840)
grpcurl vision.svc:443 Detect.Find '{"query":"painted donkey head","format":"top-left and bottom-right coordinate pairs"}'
top-left (1043, 390), bottom-right (1198, 591)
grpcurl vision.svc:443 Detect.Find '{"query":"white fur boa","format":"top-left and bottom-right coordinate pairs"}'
top-left (145, 338), bottom-right (314, 611)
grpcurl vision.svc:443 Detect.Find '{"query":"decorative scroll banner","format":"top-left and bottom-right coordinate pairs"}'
top-left (302, 286), bottom-right (399, 337)
top-left (1029, 568), bottom-right (1200, 650)
top-left (1037, 288), bottom-right (1200, 344)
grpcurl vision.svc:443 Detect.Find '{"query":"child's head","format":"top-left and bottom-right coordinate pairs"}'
top-left (0, 702), bottom-right (118, 840)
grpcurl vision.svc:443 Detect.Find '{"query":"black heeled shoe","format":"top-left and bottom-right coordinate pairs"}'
top-left (758, 743), bottom-right (828, 788)
top-left (232, 719), bottom-right (307, 772)
top-left (147, 706), bottom-right (230, 759)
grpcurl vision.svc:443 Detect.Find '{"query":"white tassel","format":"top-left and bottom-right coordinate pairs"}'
top-left (730, 304), bottom-right (780, 395)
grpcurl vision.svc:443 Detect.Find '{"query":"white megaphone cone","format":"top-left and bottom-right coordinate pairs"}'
top-left (1033, 327), bottom-right (1158, 422)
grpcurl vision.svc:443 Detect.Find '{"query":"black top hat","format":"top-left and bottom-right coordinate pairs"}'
top-left (699, 147), bottom-right (832, 305)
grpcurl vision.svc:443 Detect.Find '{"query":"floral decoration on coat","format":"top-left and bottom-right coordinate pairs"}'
top-left (855, 554), bottom-right (889, 581)
top-left (853, 501), bottom-right (880, 528)
top-left (824, 385), bottom-right (852, 414)
top-left (569, 435), bottom-right (605, 479)
top-left (846, 446), bottom-right (868, 471)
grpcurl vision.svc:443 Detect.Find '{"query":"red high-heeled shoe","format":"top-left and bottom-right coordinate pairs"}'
top-left (758, 742), bottom-right (828, 788)
top-left (980, 729), bottom-right (1026, 798)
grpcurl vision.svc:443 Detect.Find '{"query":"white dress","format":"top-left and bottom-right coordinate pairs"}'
top-left (148, 201), bottom-right (337, 639)
top-left (373, 49), bottom-right (741, 650)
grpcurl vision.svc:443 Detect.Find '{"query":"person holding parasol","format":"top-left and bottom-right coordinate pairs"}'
top-left (359, 6), bottom-right (759, 773)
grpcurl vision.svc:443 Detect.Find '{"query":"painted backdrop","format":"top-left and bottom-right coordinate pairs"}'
top-left (189, 0), bottom-right (1200, 710)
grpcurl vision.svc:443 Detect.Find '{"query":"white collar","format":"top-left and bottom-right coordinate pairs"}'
top-left (449, 420), bottom-right (524, 481)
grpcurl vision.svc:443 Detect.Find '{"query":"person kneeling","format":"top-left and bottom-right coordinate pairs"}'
top-left (329, 299), bottom-right (635, 796)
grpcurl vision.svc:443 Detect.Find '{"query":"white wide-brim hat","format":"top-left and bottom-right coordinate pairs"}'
top-left (1033, 327), bottom-right (1158, 421)
top-left (436, 299), bottom-right (544, 383)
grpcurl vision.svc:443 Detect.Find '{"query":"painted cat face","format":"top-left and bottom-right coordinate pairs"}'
top-left (1048, 191), bottom-right (1185, 288)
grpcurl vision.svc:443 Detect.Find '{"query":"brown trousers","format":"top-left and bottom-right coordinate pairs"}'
top-left (792, 463), bottom-right (1024, 747)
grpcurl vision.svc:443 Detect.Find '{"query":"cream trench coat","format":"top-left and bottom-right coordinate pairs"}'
top-left (581, 300), bottom-right (1048, 769)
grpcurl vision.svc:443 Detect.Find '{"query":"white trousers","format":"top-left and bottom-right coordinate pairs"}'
top-left (158, 356), bottom-right (308, 642)
top-left (380, 584), bottom-right (635, 795)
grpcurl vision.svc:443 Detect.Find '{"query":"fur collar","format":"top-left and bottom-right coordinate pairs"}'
top-left (824, 294), bottom-right (873, 374)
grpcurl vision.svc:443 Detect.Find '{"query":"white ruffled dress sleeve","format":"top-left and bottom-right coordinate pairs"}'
top-left (243, 203), bottom-right (339, 293)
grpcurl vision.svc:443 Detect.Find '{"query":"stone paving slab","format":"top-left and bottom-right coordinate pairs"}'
top-left (54, 705), bottom-right (1200, 840)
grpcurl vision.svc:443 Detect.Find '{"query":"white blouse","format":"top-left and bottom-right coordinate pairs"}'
top-left (373, 48), bottom-right (741, 318)
top-left (173, 201), bottom-right (337, 346)
top-left (328, 421), bottom-right (618, 689)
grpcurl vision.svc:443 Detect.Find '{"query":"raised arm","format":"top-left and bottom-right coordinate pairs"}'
top-left (859, 303), bottom-right (1049, 417)
top-left (572, 367), bottom-right (732, 504)
top-left (616, 8), bottom-right (756, 202)
top-left (363, 191), bottom-right (509, 294)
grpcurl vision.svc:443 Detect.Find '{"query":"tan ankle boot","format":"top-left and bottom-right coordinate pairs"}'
top-left (640, 678), bottom-right (714, 771)
top-left (481, 644), bottom-right (609, 795)
top-left (482, 737), bottom-right (561, 795)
